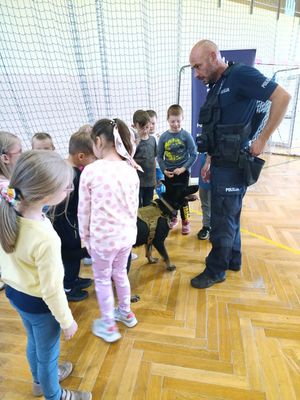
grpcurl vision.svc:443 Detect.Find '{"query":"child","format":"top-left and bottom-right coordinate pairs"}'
top-left (0, 150), bottom-right (91, 400)
top-left (52, 127), bottom-right (95, 302)
top-left (157, 104), bottom-right (198, 235)
top-left (0, 132), bottom-right (22, 187)
top-left (132, 109), bottom-right (157, 207)
top-left (146, 109), bottom-right (160, 143)
top-left (146, 109), bottom-right (166, 198)
top-left (0, 131), bottom-right (22, 290)
top-left (197, 153), bottom-right (211, 240)
top-left (32, 132), bottom-right (55, 150)
top-left (78, 118), bottom-right (139, 343)
top-left (76, 125), bottom-right (94, 266)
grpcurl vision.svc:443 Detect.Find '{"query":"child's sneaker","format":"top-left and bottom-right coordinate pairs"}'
top-left (32, 361), bottom-right (73, 397)
top-left (92, 318), bottom-right (121, 342)
top-left (181, 220), bottom-right (191, 235)
top-left (74, 277), bottom-right (93, 290)
top-left (58, 361), bottom-right (73, 381)
top-left (197, 226), bottom-right (211, 240)
top-left (114, 307), bottom-right (138, 328)
top-left (168, 216), bottom-right (178, 229)
top-left (65, 287), bottom-right (88, 302)
top-left (60, 389), bottom-right (92, 400)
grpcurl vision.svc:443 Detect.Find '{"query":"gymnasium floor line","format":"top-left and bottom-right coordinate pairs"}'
top-left (263, 155), bottom-right (300, 169)
top-left (190, 209), bottom-right (300, 256)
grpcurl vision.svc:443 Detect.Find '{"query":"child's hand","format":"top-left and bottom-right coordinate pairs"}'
top-left (164, 170), bottom-right (174, 178)
top-left (173, 167), bottom-right (186, 175)
top-left (63, 320), bottom-right (78, 340)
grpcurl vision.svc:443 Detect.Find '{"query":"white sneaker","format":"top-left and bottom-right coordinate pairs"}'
top-left (131, 252), bottom-right (138, 261)
top-left (92, 318), bottom-right (121, 342)
top-left (32, 361), bottom-right (73, 397)
top-left (60, 389), bottom-right (92, 400)
top-left (114, 307), bottom-right (138, 328)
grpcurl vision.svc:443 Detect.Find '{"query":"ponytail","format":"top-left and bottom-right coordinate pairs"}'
top-left (0, 197), bottom-right (19, 253)
top-left (91, 118), bottom-right (133, 157)
top-left (0, 150), bottom-right (73, 254)
top-left (114, 119), bottom-right (133, 156)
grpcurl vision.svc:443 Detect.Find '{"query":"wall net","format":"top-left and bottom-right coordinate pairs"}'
top-left (0, 0), bottom-right (300, 156)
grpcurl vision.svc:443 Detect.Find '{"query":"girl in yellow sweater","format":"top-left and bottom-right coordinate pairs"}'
top-left (0, 151), bottom-right (91, 400)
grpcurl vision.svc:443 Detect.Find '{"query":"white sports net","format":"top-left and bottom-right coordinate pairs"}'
top-left (0, 0), bottom-right (299, 156)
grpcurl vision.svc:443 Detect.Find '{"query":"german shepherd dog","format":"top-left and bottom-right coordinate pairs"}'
top-left (128, 180), bottom-right (198, 278)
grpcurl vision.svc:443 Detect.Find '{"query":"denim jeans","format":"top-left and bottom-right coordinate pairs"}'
top-left (10, 301), bottom-right (61, 400)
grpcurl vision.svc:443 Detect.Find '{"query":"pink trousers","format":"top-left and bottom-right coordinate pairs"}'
top-left (91, 246), bottom-right (132, 324)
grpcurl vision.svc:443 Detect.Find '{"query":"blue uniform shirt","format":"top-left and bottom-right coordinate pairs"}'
top-left (216, 64), bottom-right (277, 135)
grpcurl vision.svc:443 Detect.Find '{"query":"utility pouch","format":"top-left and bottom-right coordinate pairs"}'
top-left (199, 103), bottom-right (221, 123)
top-left (199, 106), bottom-right (213, 124)
top-left (240, 152), bottom-right (265, 186)
top-left (219, 134), bottom-right (241, 162)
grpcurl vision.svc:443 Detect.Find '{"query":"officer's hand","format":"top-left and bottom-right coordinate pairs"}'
top-left (250, 137), bottom-right (266, 156)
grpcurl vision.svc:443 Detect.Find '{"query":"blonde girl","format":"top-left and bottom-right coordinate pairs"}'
top-left (0, 151), bottom-right (91, 400)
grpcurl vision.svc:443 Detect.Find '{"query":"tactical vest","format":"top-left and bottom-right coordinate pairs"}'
top-left (138, 203), bottom-right (164, 243)
top-left (198, 63), bottom-right (251, 164)
top-left (198, 63), bottom-right (266, 184)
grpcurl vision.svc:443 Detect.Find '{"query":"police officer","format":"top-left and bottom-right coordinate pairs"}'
top-left (189, 39), bottom-right (291, 289)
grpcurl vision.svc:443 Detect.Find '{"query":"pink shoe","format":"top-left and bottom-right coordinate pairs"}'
top-left (168, 217), bottom-right (178, 229)
top-left (181, 220), bottom-right (190, 235)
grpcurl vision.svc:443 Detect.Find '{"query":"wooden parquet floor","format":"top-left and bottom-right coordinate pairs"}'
top-left (0, 154), bottom-right (300, 400)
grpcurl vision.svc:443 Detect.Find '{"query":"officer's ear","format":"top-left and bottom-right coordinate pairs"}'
top-left (209, 50), bottom-right (217, 64)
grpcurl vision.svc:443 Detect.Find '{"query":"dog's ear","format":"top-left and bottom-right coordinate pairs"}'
top-left (171, 184), bottom-right (199, 209)
top-left (162, 182), bottom-right (199, 211)
top-left (161, 183), bottom-right (185, 211)
top-left (161, 179), bottom-right (174, 195)
top-left (184, 185), bottom-right (199, 197)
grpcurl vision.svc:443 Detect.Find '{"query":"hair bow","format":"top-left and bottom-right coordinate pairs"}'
top-left (112, 123), bottom-right (143, 172)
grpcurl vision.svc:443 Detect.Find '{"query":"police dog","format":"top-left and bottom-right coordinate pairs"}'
top-left (129, 181), bottom-right (198, 273)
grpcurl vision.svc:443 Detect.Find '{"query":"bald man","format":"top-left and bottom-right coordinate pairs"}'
top-left (189, 39), bottom-right (291, 289)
